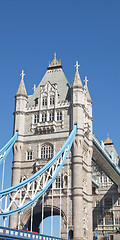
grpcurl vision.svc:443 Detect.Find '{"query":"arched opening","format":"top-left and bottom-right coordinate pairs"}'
top-left (26, 205), bottom-right (65, 237)
top-left (39, 215), bottom-right (62, 237)
top-left (41, 144), bottom-right (54, 160)
top-left (69, 229), bottom-right (73, 239)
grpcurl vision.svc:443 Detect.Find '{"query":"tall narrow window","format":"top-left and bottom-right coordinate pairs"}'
top-left (37, 145), bottom-right (39, 158)
top-left (27, 151), bottom-right (33, 160)
top-left (57, 111), bottom-right (62, 121)
top-left (42, 98), bottom-right (47, 106)
top-left (42, 112), bottom-right (47, 122)
top-left (34, 114), bottom-right (39, 123)
top-left (50, 97), bottom-right (55, 105)
top-left (56, 175), bottom-right (63, 188)
top-left (41, 144), bottom-right (53, 159)
top-left (104, 176), bottom-right (107, 184)
top-left (100, 176), bottom-right (102, 183)
top-left (35, 98), bottom-right (38, 106)
top-left (49, 111), bottom-right (54, 121)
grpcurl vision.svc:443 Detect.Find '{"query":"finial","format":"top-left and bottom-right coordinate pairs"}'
top-left (104, 134), bottom-right (113, 144)
top-left (74, 61), bottom-right (80, 73)
top-left (32, 84), bottom-right (36, 93)
top-left (54, 52), bottom-right (56, 59)
top-left (20, 70), bottom-right (25, 81)
top-left (48, 53), bottom-right (62, 69)
top-left (84, 76), bottom-right (88, 87)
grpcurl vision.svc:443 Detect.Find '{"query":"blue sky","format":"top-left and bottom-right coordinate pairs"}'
top-left (0, 0), bottom-right (120, 235)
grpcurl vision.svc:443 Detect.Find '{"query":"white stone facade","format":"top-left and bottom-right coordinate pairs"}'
top-left (11, 55), bottom-right (120, 240)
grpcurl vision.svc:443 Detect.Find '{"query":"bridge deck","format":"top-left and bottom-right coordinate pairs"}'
top-left (0, 226), bottom-right (65, 240)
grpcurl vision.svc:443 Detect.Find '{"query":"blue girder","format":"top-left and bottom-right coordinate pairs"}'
top-left (0, 125), bottom-right (77, 216)
top-left (0, 131), bottom-right (18, 165)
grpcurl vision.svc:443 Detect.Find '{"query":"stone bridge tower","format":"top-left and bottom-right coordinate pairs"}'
top-left (10, 54), bottom-right (93, 240)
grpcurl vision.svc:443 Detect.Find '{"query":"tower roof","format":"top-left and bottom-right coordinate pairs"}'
top-left (72, 61), bottom-right (83, 88)
top-left (28, 55), bottom-right (70, 106)
top-left (16, 70), bottom-right (27, 97)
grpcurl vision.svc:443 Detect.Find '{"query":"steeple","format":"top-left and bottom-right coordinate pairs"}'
top-left (72, 61), bottom-right (83, 87)
top-left (16, 70), bottom-right (27, 97)
top-left (84, 76), bottom-right (92, 102)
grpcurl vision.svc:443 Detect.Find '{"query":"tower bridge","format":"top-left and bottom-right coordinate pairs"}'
top-left (0, 54), bottom-right (119, 240)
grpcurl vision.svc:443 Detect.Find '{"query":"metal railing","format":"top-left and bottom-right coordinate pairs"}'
top-left (0, 226), bottom-right (66, 240)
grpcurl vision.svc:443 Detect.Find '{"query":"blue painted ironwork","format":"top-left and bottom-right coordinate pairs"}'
top-left (0, 131), bottom-right (18, 165)
top-left (93, 134), bottom-right (111, 159)
top-left (0, 126), bottom-right (77, 195)
top-left (0, 125), bottom-right (77, 217)
top-left (0, 226), bottom-right (66, 240)
top-left (94, 231), bottom-right (98, 239)
top-left (92, 176), bottom-right (99, 188)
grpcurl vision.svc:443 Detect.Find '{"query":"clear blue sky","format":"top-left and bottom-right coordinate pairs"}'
top-left (0, 0), bottom-right (120, 235)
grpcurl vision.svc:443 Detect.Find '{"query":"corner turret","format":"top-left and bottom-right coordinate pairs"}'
top-left (11, 70), bottom-right (28, 227)
top-left (71, 62), bottom-right (93, 240)
top-left (14, 70), bottom-right (28, 135)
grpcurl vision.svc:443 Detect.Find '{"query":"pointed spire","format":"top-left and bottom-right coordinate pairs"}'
top-left (16, 70), bottom-right (27, 97)
top-left (84, 76), bottom-right (92, 102)
top-left (72, 61), bottom-right (83, 87)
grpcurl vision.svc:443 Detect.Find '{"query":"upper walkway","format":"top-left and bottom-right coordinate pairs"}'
top-left (93, 134), bottom-right (120, 189)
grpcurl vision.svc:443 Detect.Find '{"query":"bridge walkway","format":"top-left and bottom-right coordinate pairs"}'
top-left (0, 226), bottom-right (65, 240)
top-left (93, 134), bottom-right (120, 189)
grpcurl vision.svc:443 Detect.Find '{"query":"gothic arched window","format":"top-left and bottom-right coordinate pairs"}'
top-left (41, 144), bottom-right (54, 159)
top-left (42, 112), bottom-right (47, 122)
